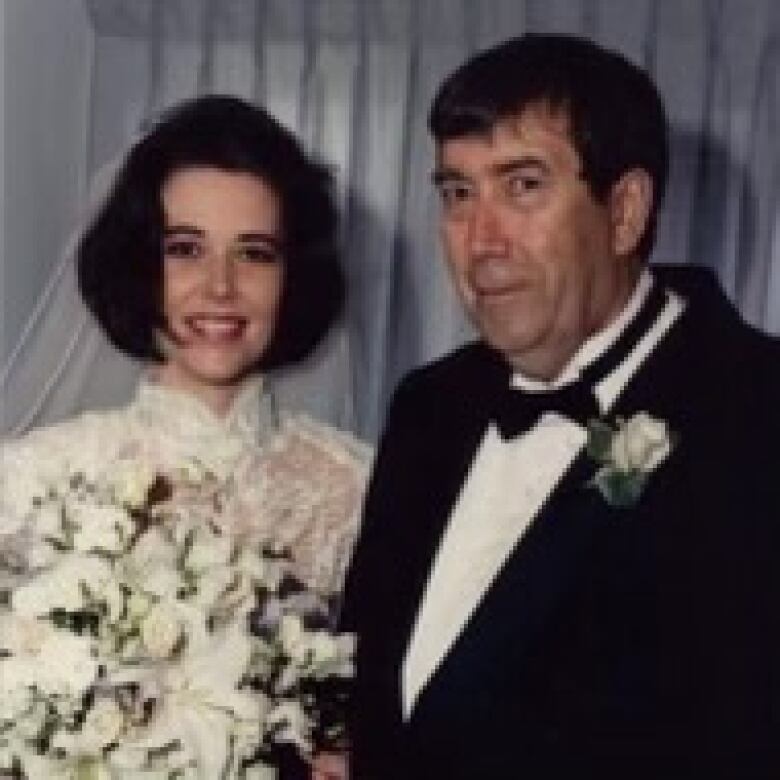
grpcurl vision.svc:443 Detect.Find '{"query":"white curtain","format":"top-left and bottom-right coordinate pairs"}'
top-left (2, 0), bottom-right (779, 441)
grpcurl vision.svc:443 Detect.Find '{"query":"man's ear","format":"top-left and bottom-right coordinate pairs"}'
top-left (608, 168), bottom-right (654, 257)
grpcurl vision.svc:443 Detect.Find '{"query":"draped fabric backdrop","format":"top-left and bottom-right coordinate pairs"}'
top-left (2, 0), bottom-right (779, 441)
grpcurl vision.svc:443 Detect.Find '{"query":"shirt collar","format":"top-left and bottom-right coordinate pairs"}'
top-left (511, 267), bottom-right (654, 394)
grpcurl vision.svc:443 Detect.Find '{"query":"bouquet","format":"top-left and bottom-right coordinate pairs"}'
top-left (0, 457), bottom-right (354, 779)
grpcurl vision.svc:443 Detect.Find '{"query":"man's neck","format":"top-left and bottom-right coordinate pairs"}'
top-left (511, 267), bottom-right (650, 389)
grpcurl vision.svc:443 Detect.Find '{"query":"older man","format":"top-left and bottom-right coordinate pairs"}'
top-left (342, 34), bottom-right (780, 778)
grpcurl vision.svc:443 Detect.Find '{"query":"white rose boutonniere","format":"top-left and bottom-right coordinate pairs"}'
top-left (587, 412), bottom-right (675, 507)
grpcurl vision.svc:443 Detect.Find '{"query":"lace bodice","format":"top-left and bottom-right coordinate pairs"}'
top-left (0, 376), bottom-right (371, 593)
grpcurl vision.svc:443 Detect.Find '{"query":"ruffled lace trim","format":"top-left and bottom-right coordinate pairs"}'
top-left (1, 381), bottom-right (371, 594)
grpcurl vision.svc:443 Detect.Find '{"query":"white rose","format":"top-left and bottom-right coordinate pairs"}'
top-left (36, 632), bottom-right (99, 696)
top-left (12, 554), bottom-right (112, 616)
top-left (126, 526), bottom-right (178, 575)
top-left (235, 546), bottom-right (272, 587)
top-left (0, 612), bottom-right (52, 654)
top-left (0, 449), bottom-right (52, 524)
top-left (176, 456), bottom-right (211, 485)
top-left (52, 697), bottom-right (125, 756)
top-left (278, 613), bottom-right (307, 664)
top-left (141, 602), bottom-right (183, 658)
top-left (33, 500), bottom-right (66, 540)
top-left (609, 413), bottom-right (672, 473)
top-left (111, 460), bottom-right (155, 508)
top-left (0, 669), bottom-right (36, 721)
top-left (264, 699), bottom-right (313, 754)
top-left (243, 760), bottom-right (279, 780)
top-left (308, 631), bottom-right (355, 678)
top-left (186, 531), bottom-right (234, 573)
top-left (69, 500), bottom-right (132, 555)
top-left (125, 589), bottom-right (154, 621)
top-left (134, 566), bottom-right (183, 603)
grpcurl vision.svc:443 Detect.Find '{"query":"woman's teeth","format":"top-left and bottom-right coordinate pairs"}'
top-left (185, 315), bottom-right (246, 339)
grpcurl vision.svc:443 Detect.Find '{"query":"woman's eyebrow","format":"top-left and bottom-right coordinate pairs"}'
top-left (163, 224), bottom-right (204, 237)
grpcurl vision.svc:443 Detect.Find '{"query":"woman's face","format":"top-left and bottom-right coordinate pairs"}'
top-left (158, 166), bottom-right (284, 412)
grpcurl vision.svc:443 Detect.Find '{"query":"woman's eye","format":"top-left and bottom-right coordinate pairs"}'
top-left (235, 244), bottom-right (281, 264)
top-left (163, 239), bottom-right (201, 260)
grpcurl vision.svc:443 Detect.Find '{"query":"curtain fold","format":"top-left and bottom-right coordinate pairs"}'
top-left (3, 0), bottom-right (778, 440)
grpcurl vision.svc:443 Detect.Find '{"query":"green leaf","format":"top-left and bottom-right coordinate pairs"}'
top-left (586, 419), bottom-right (614, 460)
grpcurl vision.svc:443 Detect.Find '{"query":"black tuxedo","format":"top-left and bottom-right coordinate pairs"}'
top-left (341, 267), bottom-right (780, 779)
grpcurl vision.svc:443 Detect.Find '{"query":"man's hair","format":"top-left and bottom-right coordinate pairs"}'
top-left (429, 34), bottom-right (669, 260)
top-left (77, 94), bottom-right (343, 370)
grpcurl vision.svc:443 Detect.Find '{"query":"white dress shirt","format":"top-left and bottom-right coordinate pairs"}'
top-left (402, 270), bottom-right (685, 718)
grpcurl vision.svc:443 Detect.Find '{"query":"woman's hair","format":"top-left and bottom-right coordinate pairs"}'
top-left (77, 95), bottom-right (343, 370)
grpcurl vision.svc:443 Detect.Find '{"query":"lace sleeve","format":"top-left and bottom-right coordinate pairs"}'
top-left (253, 415), bottom-right (371, 594)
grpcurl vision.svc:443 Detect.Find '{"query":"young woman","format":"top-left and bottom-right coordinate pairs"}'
top-left (1, 96), bottom-right (364, 779)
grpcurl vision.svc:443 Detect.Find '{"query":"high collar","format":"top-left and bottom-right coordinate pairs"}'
top-left (134, 374), bottom-right (277, 472)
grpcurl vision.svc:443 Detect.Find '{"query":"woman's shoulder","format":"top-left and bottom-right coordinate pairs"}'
top-left (274, 412), bottom-right (372, 471)
top-left (3, 406), bottom-right (131, 467)
top-left (1, 407), bottom-right (133, 525)
top-left (254, 414), bottom-right (371, 593)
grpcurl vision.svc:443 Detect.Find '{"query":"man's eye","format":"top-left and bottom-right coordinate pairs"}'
top-left (234, 244), bottom-right (281, 264)
top-left (438, 181), bottom-right (474, 207)
top-left (505, 174), bottom-right (544, 199)
top-left (163, 239), bottom-right (201, 259)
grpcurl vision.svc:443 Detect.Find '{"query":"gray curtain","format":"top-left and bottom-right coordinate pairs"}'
top-left (3, 0), bottom-right (779, 441)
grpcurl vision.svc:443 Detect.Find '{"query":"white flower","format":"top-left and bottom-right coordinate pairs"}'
top-left (307, 630), bottom-right (356, 679)
top-left (12, 554), bottom-right (113, 616)
top-left (33, 500), bottom-right (67, 540)
top-left (186, 529), bottom-right (234, 572)
top-left (111, 459), bottom-right (155, 508)
top-left (0, 612), bottom-right (52, 655)
top-left (587, 412), bottom-right (675, 508)
top-left (609, 412), bottom-right (672, 474)
top-left (279, 613), bottom-right (307, 664)
top-left (265, 699), bottom-right (313, 755)
top-left (125, 526), bottom-right (178, 577)
top-left (3, 630), bottom-right (98, 699)
top-left (52, 697), bottom-right (126, 756)
top-left (69, 499), bottom-right (132, 555)
top-left (141, 602), bottom-right (184, 659)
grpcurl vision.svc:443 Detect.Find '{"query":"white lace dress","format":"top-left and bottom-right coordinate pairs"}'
top-left (0, 376), bottom-right (371, 595)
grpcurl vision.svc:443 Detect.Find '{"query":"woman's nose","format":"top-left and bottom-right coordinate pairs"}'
top-left (203, 252), bottom-right (236, 299)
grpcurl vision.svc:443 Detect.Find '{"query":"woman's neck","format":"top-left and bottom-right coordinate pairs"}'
top-left (150, 363), bottom-right (243, 417)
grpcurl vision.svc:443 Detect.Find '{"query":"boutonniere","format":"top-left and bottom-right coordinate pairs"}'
top-left (586, 412), bottom-right (675, 507)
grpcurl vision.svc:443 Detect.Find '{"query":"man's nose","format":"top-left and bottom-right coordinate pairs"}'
top-left (467, 198), bottom-right (507, 254)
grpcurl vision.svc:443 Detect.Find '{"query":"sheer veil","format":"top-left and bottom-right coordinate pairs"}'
top-left (0, 157), bottom-right (356, 438)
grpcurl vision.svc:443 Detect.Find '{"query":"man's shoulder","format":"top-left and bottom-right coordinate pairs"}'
top-left (382, 341), bottom-right (502, 431)
top-left (401, 341), bottom-right (501, 393)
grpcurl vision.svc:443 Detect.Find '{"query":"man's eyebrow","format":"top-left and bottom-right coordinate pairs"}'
top-left (431, 168), bottom-right (468, 186)
top-left (489, 157), bottom-right (550, 177)
top-left (431, 157), bottom-right (551, 186)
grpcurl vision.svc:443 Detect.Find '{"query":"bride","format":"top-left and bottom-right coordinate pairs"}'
top-left (0, 95), bottom-right (367, 779)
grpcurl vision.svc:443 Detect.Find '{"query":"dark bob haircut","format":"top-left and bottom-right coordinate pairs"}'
top-left (77, 95), bottom-right (343, 370)
top-left (429, 34), bottom-right (669, 261)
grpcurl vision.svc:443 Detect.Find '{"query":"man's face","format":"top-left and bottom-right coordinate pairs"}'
top-left (434, 104), bottom-right (643, 380)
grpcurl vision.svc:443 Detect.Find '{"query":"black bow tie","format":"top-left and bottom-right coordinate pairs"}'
top-left (493, 381), bottom-right (600, 438)
top-left (491, 281), bottom-right (668, 440)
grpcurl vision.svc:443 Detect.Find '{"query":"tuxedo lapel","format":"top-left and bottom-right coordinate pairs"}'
top-left (409, 288), bottom-right (688, 717)
top-left (411, 441), bottom-right (619, 716)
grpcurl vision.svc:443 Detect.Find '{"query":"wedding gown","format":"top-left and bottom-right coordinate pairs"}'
top-left (0, 375), bottom-right (371, 595)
